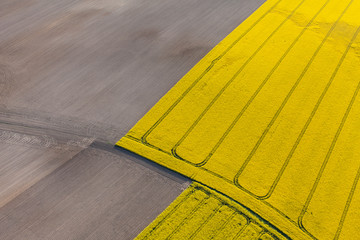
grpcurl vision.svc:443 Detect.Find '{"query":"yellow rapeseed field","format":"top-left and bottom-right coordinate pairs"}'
top-left (117, 0), bottom-right (360, 238)
top-left (136, 182), bottom-right (286, 240)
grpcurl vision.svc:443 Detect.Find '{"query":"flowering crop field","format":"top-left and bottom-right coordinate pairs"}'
top-left (136, 183), bottom-right (286, 240)
top-left (117, 0), bottom-right (360, 238)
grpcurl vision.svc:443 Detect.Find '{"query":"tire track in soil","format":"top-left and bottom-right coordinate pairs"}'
top-left (0, 107), bottom-right (124, 150)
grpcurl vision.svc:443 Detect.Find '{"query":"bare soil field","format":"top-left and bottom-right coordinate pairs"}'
top-left (0, 0), bottom-right (264, 239)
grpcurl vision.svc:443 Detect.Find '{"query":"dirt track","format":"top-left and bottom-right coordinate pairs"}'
top-left (0, 0), bottom-right (264, 239)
